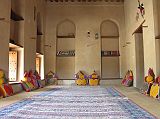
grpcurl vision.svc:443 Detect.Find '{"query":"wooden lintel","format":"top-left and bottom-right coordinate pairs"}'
top-left (132, 20), bottom-right (146, 35)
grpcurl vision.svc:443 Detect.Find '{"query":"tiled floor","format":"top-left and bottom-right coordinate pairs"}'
top-left (0, 83), bottom-right (160, 118)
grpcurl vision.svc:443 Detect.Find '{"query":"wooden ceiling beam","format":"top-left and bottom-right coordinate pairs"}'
top-left (47, 0), bottom-right (124, 3)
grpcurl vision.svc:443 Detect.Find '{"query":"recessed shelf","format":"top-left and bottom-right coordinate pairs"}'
top-left (101, 36), bottom-right (119, 38)
top-left (57, 35), bottom-right (75, 38)
top-left (57, 55), bottom-right (75, 57)
top-left (9, 40), bottom-right (23, 49)
top-left (101, 51), bottom-right (120, 57)
top-left (37, 30), bottom-right (43, 35)
top-left (9, 39), bottom-right (23, 48)
top-left (102, 55), bottom-right (120, 57)
top-left (56, 50), bottom-right (75, 57)
top-left (36, 52), bottom-right (43, 55)
top-left (11, 9), bottom-right (24, 21)
top-left (155, 35), bottom-right (160, 39)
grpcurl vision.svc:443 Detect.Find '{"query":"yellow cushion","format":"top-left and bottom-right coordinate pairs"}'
top-left (146, 76), bottom-right (153, 83)
top-left (89, 79), bottom-right (99, 86)
top-left (0, 70), bottom-right (4, 78)
top-left (76, 79), bottom-right (87, 86)
top-left (0, 78), bottom-right (4, 85)
top-left (150, 84), bottom-right (159, 98)
top-left (79, 74), bottom-right (84, 79)
top-left (0, 85), bottom-right (7, 98)
top-left (22, 77), bottom-right (28, 82)
top-left (92, 74), bottom-right (98, 79)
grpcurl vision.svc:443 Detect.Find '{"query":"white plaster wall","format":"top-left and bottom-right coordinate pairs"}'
top-left (23, 0), bottom-right (46, 72)
top-left (124, 0), bottom-right (157, 88)
top-left (0, 0), bottom-right (11, 78)
top-left (45, 4), bottom-right (125, 77)
top-left (0, 0), bottom-right (45, 81)
top-left (23, 0), bottom-right (37, 71)
top-left (134, 33), bottom-right (144, 88)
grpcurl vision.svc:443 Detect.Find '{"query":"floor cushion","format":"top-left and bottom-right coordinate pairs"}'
top-left (0, 85), bottom-right (7, 97)
top-left (3, 84), bottom-right (13, 96)
top-left (37, 80), bottom-right (43, 88)
top-left (76, 79), bottom-right (87, 86)
top-left (0, 78), bottom-right (4, 85)
top-left (89, 79), bottom-right (99, 86)
top-left (21, 81), bottom-right (31, 92)
top-left (150, 84), bottom-right (159, 98)
top-left (0, 70), bottom-right (4, 78)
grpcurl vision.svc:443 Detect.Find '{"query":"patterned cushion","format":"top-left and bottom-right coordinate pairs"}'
top-left (125, 80), bottom-right (133, 87)
top-left (3, 84), bottom-right (13, 96)
top-left (150, 84), bottom-right (159, 98)
top-left (0, 70), bottom-right (5, 78)
top-left (0, 85), bottom-right (7, 97)
top-left (75, 79), bottom-right (87, 86)
top-left (37, 80), bottom-right (43, 88)
top-left (145, 76), bottom-right (154, 83)
top-left (0, 78), bottom-right (4, 85)
top-left (21, 81), bottom-right (31, 92)
top-left (89, 79), bottom-right (99, 86)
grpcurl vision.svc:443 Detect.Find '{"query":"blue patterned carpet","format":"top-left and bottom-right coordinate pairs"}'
top-left (0, 86), bottom-right (156, 119)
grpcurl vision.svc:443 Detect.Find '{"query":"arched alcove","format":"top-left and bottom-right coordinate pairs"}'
top-left (56, 19), bottom-right (76, 83)
top-left (57, 19), bottom-right (76, 37)
top-left (101, 20), bottom-right (119, 37)
top-left (101, 20), bottom-right (120, 79)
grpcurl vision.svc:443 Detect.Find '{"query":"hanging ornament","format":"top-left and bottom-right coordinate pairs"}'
top-left (137, 0), bottom-right (145, 18)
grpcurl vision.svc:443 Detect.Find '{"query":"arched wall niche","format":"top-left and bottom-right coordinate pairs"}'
top-left (57, 19), bottom-right (76, 37)
top-left (56, 19), bottom-right (76, 83)
top-left (100, 19), bottom-right (120, 79)
top-left (101, 19), bottom-right (119, 37)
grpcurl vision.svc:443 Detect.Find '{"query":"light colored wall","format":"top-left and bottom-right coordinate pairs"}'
top-left (124, 0), bottom-right (157, 88)
top-left (102, 38), bottom-right (119, 51)
top-left (134, 33), bottom-right (144, 88)
top-left (23, 0), bottom-right (36, 71)
top-left (0, 0), bottom-right (45, 81)
top-left (45, 4), bottom-right (125, 77)
top-left (56, 57), bottom-right (75, 79)
top-left (56, 20), bottom-right (75, 79)
top-left (56, 38), bottom-right (75, 79)
top-left (0, 0), bottom-right (11, 77)
top-left (23, 0), bottom-right (46, 72)
top-left (153, 0), bottom-right (160, 76)
top-left (36, 0), bottom-right (46, 54)
top-left (153, 0), bottom-right (160, 37)
top-left (102, 57), bottom-right (120, 78)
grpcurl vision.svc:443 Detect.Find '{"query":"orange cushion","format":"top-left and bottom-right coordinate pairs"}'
top-left (0, 85), bottom-right (7, 98)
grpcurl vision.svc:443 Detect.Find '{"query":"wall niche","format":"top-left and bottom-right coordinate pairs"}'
top-left (56, 19), bottom-right (76, 81)
top-left (101, 20), bottom-right (120, 79)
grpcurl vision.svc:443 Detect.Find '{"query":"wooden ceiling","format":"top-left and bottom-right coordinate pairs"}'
top-left (47, 0), bottom-right (124, 3)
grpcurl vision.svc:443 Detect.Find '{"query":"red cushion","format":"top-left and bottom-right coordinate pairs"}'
top-left (3, 84), bottom-right (13, 96)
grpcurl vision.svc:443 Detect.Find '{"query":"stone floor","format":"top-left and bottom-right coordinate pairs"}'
top-left (0, 83), bottom-right (160, 118)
